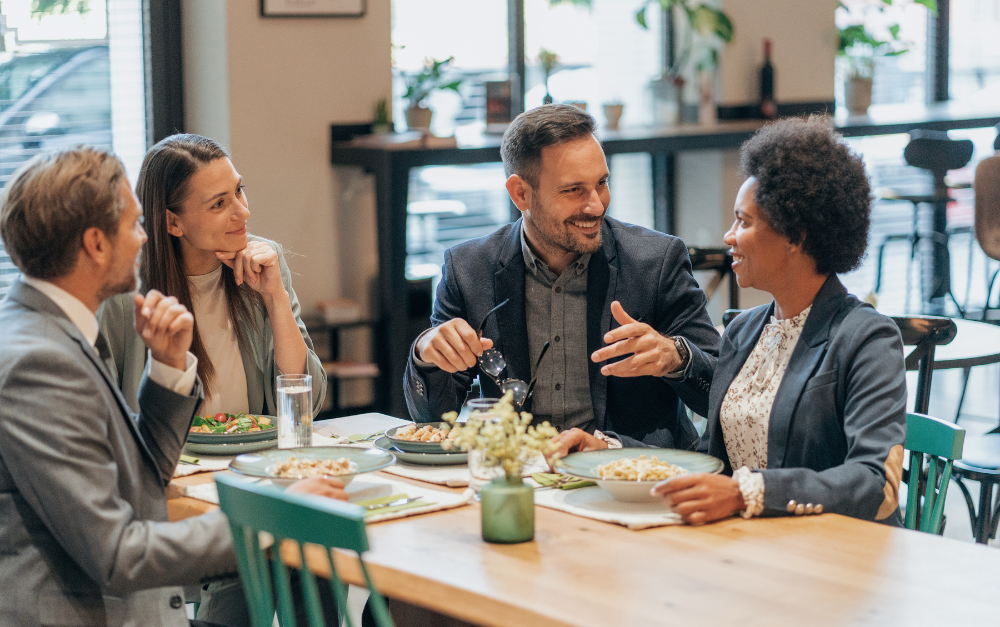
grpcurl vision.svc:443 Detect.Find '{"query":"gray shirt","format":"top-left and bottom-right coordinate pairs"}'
top-left (520, 228), bottom-right (595, 432)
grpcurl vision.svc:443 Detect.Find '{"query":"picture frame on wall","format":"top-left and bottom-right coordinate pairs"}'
top-left (260, 0), bottom-right (365, 18)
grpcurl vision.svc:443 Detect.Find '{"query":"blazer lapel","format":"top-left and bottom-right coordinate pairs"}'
top-left (9, 280), bottom-right (161, 471)
top-left (707, 307), bottom-right (770, 468)
top-left (493, 221), bottom-right (531, 384)
top-left (587, 225), bottom-right (617, 429)
top-left (767, 276), bottom-right (849, 467)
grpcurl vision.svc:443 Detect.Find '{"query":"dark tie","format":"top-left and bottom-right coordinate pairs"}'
top-left (94, 331), bottom-right (120, 386)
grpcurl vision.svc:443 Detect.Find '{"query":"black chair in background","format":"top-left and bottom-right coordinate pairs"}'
top-left (689, 247), bottom-right (738, 311)
top-left (872, 131), bottom-right (974, 315)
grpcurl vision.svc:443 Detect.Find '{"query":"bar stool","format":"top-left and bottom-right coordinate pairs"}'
top-left (872, 130), bottom-right (974, 314)
top-left (688, 247), bottom-right (739, 311)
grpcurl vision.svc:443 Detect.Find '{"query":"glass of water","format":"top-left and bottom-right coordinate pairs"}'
top-left (277, 374), bottom-right (313, 449)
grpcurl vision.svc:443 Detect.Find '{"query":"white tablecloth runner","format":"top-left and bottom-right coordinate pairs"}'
top-left (182, 473), bottom-right (473, 524)
top-left (533, 486), bottom-right (682, 530)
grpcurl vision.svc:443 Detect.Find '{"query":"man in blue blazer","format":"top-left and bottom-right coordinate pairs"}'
top-left (404, 105), bottom-right (720, 449)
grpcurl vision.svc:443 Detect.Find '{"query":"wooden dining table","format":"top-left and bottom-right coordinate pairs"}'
top-left (169, 453), bottom-right (1000, 626)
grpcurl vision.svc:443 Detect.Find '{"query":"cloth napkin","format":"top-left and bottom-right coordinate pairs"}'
top-left (381, 462), bottom-right (470, 487)
top-left (174, 433), bottom-right (351, 477)
top-left (181, 474), bottom-right (472, 524)
top-left (533, 485), bottom-right (682, 530)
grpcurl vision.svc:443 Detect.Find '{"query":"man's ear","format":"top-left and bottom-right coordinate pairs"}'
top-left (80, 226), bottom-right (111, 268)
top-left (505, 175), bottom-right (532, 215)
top-left (165, 210), bottom-right (183, 237)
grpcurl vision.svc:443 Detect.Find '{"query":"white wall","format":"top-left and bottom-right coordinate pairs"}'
top-left (182, 0), bottom-right (390, 314)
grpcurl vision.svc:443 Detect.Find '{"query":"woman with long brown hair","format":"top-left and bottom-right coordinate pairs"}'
top-left (100, 133), bottom-right (325, 421)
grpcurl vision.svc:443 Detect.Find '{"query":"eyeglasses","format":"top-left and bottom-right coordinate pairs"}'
top-left (476, 299), bottom-right (550, 408)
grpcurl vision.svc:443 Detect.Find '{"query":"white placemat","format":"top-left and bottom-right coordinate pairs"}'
top-left (533, 486), bottom-right (682, 530)
top-left (181, 474), bottom-right (472, 524)
top-left (173, 434), bottom-right (350, 477)
top-left (381, 462), bottom-right (470, 487)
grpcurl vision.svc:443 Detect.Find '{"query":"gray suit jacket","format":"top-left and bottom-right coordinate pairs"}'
top-left (699, 275), bottom-right (907, 524)
top-left (403, 217), bottom-right (720, 449)
top-left (99, 235), bottom-right (326, 417)
top-left (0, 280), bottom-right (238, 627)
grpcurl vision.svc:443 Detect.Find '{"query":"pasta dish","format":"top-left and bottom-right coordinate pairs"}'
top-left (272, 456), bottom-right (353, 479)
top-left (392, 423), bottom-right (457, 443)
top-left (596, 455), bottom-right (688, 481)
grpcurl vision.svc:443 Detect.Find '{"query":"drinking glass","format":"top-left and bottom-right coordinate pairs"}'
top-left (277, 374), bottom-right (313, 449)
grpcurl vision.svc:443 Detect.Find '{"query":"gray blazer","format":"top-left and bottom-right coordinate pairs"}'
top-left (700, 275), bottom-right (907, 524)
top-left (0, 280), bottom-right (238, 627)
top-left (404, 217), bottom-right (720, 449)
top-left (99, 235), bottom-right (326, 417)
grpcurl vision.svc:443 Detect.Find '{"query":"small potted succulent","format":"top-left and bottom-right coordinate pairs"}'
top-left (537, 48), bottom-right (560, 105)
top-left (442, 393), bottom-right (558, 544)
top-left (402, 56), bottom-right (463, 132)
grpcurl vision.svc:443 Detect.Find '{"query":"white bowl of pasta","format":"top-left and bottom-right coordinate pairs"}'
top-left (555, 448), bottom-right (724, 504)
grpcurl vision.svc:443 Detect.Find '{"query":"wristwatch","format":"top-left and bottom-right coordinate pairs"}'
top-left (668, 335), bottom-right (690, 374)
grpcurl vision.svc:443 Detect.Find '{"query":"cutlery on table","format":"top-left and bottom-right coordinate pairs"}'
top-left (364, 496), bottom-right (424, 510)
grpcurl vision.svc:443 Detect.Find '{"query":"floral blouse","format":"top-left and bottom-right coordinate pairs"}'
top-left (721, 306), bottom-right (812, 471)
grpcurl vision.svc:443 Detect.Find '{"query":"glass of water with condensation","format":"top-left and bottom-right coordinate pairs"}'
top-left (277, 374), bottom-right (312, 449)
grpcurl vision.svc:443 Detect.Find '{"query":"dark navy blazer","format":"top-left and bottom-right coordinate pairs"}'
top-left (699, 275), bottom-right (907, 524)
top-left (403, 217), bottom-right (721, 450)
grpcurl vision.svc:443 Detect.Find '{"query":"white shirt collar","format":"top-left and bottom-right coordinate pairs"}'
top-left (21, 275), bottom-right (99, 347)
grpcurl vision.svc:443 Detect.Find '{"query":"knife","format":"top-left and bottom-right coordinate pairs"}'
top-left (364, 496), bottom-right (423, 510)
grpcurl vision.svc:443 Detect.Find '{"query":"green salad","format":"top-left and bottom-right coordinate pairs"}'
top-left (189, 412), bottom-right (275, 434)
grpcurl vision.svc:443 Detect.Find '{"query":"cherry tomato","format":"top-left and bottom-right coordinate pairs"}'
top-left (214, 412), bottom-right (226, 422)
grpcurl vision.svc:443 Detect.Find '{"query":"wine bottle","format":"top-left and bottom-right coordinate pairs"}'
top-left (760, 38), bottom-right (777, 119)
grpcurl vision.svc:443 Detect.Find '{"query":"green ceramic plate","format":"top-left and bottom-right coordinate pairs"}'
top-left (373, 436), bottom-right (467, 466)
top-left (230, 446), bottom-right (395, 486)
top-left (554, 448), bottom-right (724, 503)
top-left (384, 422), bottom-right (456, 454)
top-left (183, 438), bottom-right (277, 456)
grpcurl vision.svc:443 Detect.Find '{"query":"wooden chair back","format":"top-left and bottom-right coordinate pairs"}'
top-left (904, 413), bottom-right (965, 534)
top-left (974, 155), bottom-right (1000, 261)
top-left (890, 316), bottom-right (957, 414)
top-left (215, 474), bottom-right (395, 627)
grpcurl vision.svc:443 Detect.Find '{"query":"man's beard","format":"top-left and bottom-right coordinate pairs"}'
top-left (527, 194), bottom-right (604, 256)
top-left (97, 254), bottom-right (139, 302)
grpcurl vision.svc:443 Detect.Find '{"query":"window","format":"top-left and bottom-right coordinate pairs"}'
top-left (0, 0), bottom-right (146, 297)
top-left (950, 0), bottom-right (1000, 102)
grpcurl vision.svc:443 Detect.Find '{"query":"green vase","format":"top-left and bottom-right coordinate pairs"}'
top-left (480, 476), bottom-right (534, 544)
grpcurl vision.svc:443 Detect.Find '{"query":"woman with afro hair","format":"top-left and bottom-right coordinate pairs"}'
top-left (654, 116), bottom-right (908, 526)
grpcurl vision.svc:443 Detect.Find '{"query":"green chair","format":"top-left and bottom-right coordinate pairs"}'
top-left (215, 474), bottom-right (395, 627)
top-left (904, 412), bottom-right (965, 534)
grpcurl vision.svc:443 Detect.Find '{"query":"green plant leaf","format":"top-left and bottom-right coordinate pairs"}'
top-left (889, 24), bottom-right (900, 39)
top-left (636, 6), bottom-right (648, 28)
top-left (881, 0), bottom-right (892, 5)
top-left (914, 0), bottom-right (937, 13)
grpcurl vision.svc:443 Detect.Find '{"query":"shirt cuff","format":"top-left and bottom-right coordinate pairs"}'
top-left (593, 430), bottom-right (623, 449)
top-left (733, 466), bottom-right (765, 518)
top-left (146, 350), bottom-right (198, 396)
top-left (412, 328), bottom-right (439, 372)
top-left (662, 336), bottom-right (693, 381)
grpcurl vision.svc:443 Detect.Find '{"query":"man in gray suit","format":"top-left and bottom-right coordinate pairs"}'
top-left (0, 147), bottom-right (344, 627)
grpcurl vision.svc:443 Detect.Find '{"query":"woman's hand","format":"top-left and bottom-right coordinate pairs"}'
top-left (216, 240), bottom-right (285, 299)
top-left (651, 473), bottom-right (745, 525)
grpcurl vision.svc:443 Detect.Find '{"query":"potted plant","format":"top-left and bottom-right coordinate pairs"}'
top-left (635, 0), bottom-right (734, 126)
top-left (402, 57), bottom-right (463, 132)
top-left (442, 393), bottom-right (558, 544)
top-left (537, 48), bottom-right (559, 105)
top-left (836, 0), bottom-right (937, 115)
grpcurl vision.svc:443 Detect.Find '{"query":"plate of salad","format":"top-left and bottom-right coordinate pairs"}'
top-left (184, 412), bottom-right (278, 455)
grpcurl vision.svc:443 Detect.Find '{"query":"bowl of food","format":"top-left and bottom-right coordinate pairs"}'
top-left (555, 448), bottom-right (724, 503)
top-left (384, 422), bottom-right (460, 454)
top-left (184, 413), bottom-right (278, 454)
top-left (230, 446), bottom-right (395, 487)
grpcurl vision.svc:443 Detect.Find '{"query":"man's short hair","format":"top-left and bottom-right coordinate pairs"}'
top-left (0, 146), bottom-right (128, 280)
top-left (500, 104), bottom-right (597, 189)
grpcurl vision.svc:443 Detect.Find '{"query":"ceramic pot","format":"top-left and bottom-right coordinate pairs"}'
top-left (698, 71), bottom-right (717, 125)
top-left (480, 476), bottom-right (534, 544)
top-left (845, 77), bottom-right (873, 116)
top-left (405, 106), bottom-right (433, 131)
top-left (603, 104), bottom-right (624, 130)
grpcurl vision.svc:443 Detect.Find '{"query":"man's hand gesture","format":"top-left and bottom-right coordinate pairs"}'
top-left (416, 319), bottom-right (494, 373)
top-left (134, 290), bottom-right (193, 371)
top-left (590, 301), bottom-right (682, 378)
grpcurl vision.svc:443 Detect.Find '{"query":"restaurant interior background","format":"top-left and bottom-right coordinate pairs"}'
top-left (0, 0), bottom-right (999, 490)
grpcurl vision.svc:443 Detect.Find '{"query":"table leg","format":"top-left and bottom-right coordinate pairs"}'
top-left (975, 480), bottom-right (995, 544)
top-left (923, 197), bottom-right (950, 315)
top-left (387, 598), bottom-right (478, 627)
